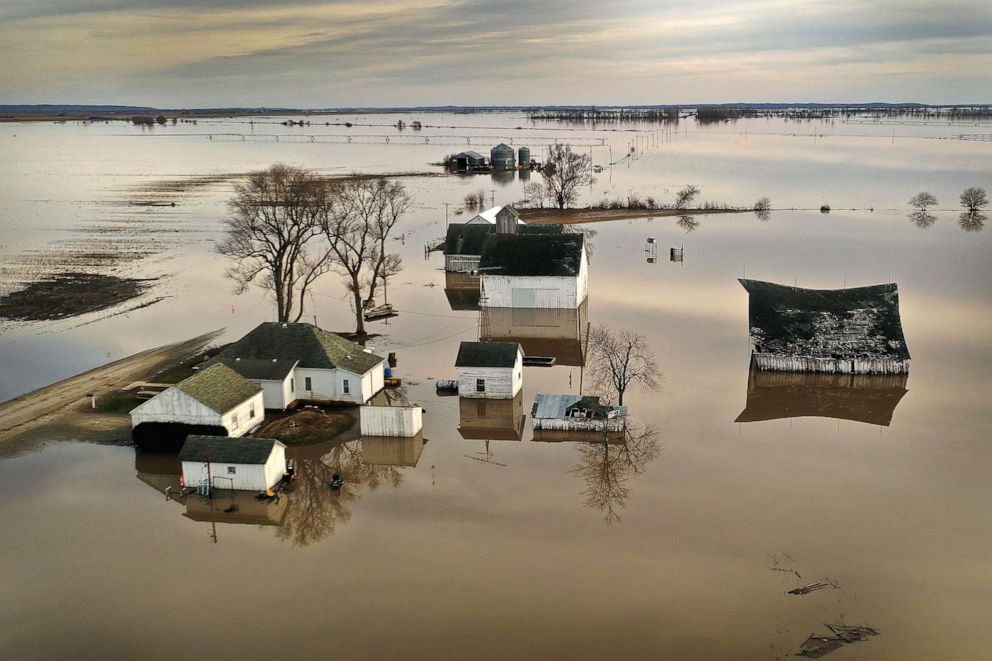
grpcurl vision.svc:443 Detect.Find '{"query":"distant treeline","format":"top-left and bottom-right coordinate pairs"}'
top-left (529, 107), bottom-right (681, 123)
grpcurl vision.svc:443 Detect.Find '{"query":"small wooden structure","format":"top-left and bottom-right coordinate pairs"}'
top-left (454, 341), bottom-right (523, 399)
top-left (359, 404), bottom-right (423, 437)
top-left (531, 394), bottom-right (627, 432)
top-left (179, 435), bottom-right (288, 493)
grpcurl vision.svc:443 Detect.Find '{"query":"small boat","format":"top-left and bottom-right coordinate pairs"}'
top-left (363, 303), bottom-right (396, 321)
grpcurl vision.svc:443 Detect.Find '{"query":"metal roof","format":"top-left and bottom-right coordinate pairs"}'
top-left (531, 393), bottom-right (626, 419)
top-left (455, 341), bottom-right (520, 368)
top-left (175, 363), bottom-right (261, 414)
top-left (179, 435), bottom-right (282, 465)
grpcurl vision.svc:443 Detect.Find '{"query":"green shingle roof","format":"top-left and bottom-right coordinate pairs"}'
top-left (455, 341), bottom-right (520, 368)
top-left (179, 435), bottom-right (280, 465)
top-left (176, 363), bottom-right (261, 414)
top-left (208, 323), bottom-right (383, 375)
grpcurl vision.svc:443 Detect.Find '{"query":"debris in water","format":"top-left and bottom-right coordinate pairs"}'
top-left (0, 272), bottom-right (157, 321)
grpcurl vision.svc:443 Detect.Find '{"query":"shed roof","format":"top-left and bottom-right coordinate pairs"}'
top-left (175, 363), bottom-right (261, 414)
top-left (454, 150), bottom-right (485, 160)
top-left (739, 279), bottom-right (910, 360)
top-left (444, 223), bottom-right (564, 256)
top-left (479, 233), bottom-right (584, 277)
top-left (207, 322), bottom-right (383, 375)
top-left (531, 393), bottom-right (625, 419)
top-left (455, 341), bottom-right (520, 368)
top-left (179, 435), bottom-right (281, 465)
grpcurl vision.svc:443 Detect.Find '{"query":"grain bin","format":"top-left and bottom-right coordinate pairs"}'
top-left (518, 146), bottom-right (531, 169)
top-left (490, 143), bottom-right (515, 169)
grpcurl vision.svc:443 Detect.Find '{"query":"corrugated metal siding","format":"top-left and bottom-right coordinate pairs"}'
top-left (481, 275), bottom-right (578, 308)
top-left (360, 405), bottom-right (423, 437)
top-left (532, 417), bottom-right (625, 432)
top-left (754, 353), bottom-right (909, 374)
top-left (445, 255), bottom-right (482, 273)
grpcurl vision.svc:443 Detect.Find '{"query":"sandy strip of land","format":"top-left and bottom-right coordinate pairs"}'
top-left (0, 329), bottom-right (222, 444)
top-left (518, 207), bottom-right (749, 224)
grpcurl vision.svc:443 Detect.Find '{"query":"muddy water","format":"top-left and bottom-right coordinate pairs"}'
top-left (0, 114), bottom-right (990, 659)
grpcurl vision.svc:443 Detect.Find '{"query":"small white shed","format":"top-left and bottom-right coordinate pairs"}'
top-left (454, 341), bottom-right (523, 399)
top-left (360, 405), bottom-right (423, 437)
top-left (179, 435), bottom-right (287, 493)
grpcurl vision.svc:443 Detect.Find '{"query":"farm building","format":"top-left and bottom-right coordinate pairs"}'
top-left (531, 394), bottom-right (627, 432)
top-left (130, 363), bottom-right (265, 451)
top-left (448, 151), bottom-right (487, 171)
top-left (463, 205), bottom-right (525, 230)
top-left (479, 233), bottom-right (588, 309)
top-left (361, 433), bottom-right (427, 467)
top-left (179, 435), bottom-right (288, 493)
top-left (457, 393), bottom-right (525, 441)
top-left (442, 222), bottom-right (559, 273)
top-left (735, 369), bottom-right (909, 426)
top-left (203, 322), bottom-right (385, 408)
top-left (490, 143), bottom-right (515, 169)
top-left (480, 299), bottom-right (589, 366)
top-left (454, 341), bottom-right (523, 399)
top-left (739, 279), bottom-right (911, 374)
top-left (359, 404), bottom-right (423, 437)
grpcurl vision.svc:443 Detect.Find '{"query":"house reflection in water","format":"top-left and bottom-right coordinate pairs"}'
top-left (735, 369), bottom-right (909, 426)
top-left (458, 392), bottom-right (525, 441)
top-left (444, 272), bottom-right (481, 311)
top-left (479, 299), bottom-right (589, 367)
top-left (360, 432), bottom-right (427, 467)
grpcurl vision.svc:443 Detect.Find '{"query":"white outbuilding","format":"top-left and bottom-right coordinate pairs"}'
top-left (179, 435), bottom-right (288, 493)
top-left (454, 341), bottom-right (523, 399)
top-left (479, 233), bottom-right (588, 309)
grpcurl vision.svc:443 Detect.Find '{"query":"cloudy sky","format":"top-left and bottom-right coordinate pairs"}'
top-left (1, 0), bottom-right (990, 107)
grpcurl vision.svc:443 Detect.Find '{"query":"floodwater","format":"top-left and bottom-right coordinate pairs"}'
top-left (0, 113), bottom-right (990, 660)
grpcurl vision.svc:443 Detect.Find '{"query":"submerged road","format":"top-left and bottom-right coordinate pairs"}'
top-left (0, 329), bottom-right (223, 443)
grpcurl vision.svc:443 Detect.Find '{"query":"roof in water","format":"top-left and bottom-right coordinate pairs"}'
top-left (739, 279), bottom-right (910, 360)
top-left (479, 233), bottom-right (584, 277)
top-left (455, 341), bottom-right (520, 368)
top-left (444, 223), bottom-right (562, 256)
top-left (207, 322), bottom-right (383, 375)
top-left (531, 393), bottom-right (626, 419)
top-left (179, 435), bottom-right (280, 465)
top-left (175, 363), bottom-right (261, 414)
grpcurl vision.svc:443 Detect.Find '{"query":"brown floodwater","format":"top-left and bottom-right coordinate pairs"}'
top-left (0, 113), bottom-right (990, 659)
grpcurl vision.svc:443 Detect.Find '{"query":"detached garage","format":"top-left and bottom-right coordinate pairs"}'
top-left (179, 435), bottom-right (287, 493)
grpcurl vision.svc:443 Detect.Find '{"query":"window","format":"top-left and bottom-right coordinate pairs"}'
top-left (342, 379), bottom-right (350, 395)
top-left (227, 466), bottom-right (237, 475)
top-left (476, 378), bottom-right (485, 393)
top-left (305, 377), bottom-right (312, 391)
top-left (250, 404), bottom-right (256, 418)
top-left (231, 412), bottom-right (239, 426)
top-left (290, 378), bottom-right (295, 391)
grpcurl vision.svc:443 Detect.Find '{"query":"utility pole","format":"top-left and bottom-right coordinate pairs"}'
top-left (443, 202), bottom-right (451, 230)
top-left (490, 189), bottom-right (496, 207)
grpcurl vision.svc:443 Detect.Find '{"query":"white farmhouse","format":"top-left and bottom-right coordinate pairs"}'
top-left (179, 435), bottom-right (288, 493)
top-left (479, 233), bottom-right (588, 308)
top-left (130, 363), bottom-right (264, 450)
top-left (454, 341), bottom-right (523, 399)
top-left (204, 322), bottom-right (385, 409)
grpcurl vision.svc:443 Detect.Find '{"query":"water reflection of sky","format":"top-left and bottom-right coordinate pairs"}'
top-left (0, 114), bottom-right (990, 659)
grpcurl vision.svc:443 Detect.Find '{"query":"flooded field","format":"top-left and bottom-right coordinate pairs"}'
top-left (0, 113), bottom-right (990, 659)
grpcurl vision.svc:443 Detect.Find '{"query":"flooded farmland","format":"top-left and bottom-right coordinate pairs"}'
top-left (0, 113), bottom-right (990, 660)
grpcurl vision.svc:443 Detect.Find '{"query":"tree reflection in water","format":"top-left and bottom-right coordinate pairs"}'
top-left (277, 440), bottom-right (404, 546)
top-left (570, 424), bottom-right (660, 524)
top-left (959, 211), bottom-right (986, 232)
top-left (676, 215), bottom-right (699, 232)
top-left (908, 210), bottom-right (936, 228)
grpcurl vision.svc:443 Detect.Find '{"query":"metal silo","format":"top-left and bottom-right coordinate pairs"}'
top-left (490, 143), bottom-right (515, 169)
top-left (518, 146), bottom-right (531, 169)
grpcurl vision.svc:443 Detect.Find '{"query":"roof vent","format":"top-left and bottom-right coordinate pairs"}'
top-left (282, 323), bottom-right (288, 328)
top-left (272, 358), bottom-right (277, 363)
top-left (235, 357), bottom-right (241, 362)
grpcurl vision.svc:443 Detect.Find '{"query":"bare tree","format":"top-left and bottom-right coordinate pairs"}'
top-left (960, 187), bottom-right (988, 212)
top-left (753, 197), bottom-right (771, 222)
top-left (587, 324), bottom-right (660, 406)
top-left (676, 215), bottom-right (699, 232)
top-left (543, 143), bottom-right (596, 209)
top-left (959, 211), bottom-right (986, 232)
top-left (909, 192), bottom-right (937, 211)
top-left (909, 210), bottom-right (936, 229)
top-left (217, 164), bottom-right (334, 322)
top-left (323, 178), bottom-right (412, 335)
top-left (571, 423), bottom-right (660, 524)
top-left (523, 181), bottom-right (546, 208)
top-left (674, 184), bottom-right (700, 209)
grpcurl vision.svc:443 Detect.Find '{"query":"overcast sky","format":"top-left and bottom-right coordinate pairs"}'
top-left (1, 0), bottom-right (990, 107)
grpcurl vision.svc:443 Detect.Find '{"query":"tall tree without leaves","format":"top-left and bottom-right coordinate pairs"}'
top-left (543, 144), bottom-right (596, 209)
top-left (217, 164), bottom-right (333, 322)
top-left (323, 177), bottom-right (412, 335)
top-left (587, 324), bottom-right (660, 406)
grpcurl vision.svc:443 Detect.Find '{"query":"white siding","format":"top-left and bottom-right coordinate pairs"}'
top-left (360, 405), bottom-right (423, 437)
top-left (181, 442), bottom-right (286, 492)
top-left (292, 367), bottom-right (338, 402)
top-left (457, 351), bottom-right (523, 399)
top-left (130, 388), bottom-right (223, 429)
top-left (289, 365), bottom-right (381, 404)
top-left (481, 275), bottom-right (577, 308)
top-left (258, 379), bottom-right (288, 409)
top-left (263, 443), bottom-right (288, 488)
top-left (445, 254), bottom-right (482, 273)
top-left (221, 392), bottom-right (265, 437)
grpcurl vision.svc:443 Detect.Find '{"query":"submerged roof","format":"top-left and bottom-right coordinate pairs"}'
top-left (208, 322), bottom-right (383, 375)
top-left (739, 279), bottom-right (910, 360)
top-left (453, 150), bottom-right (485, 160)
top-left (455, 341), bottom-right (521, 368)
top-left (479, 233), bottom-right (584, 277)
top-left (179, 435), bottom-right (281, 465)
top-left (532, 393), bottom-right (625, 419)
top-left (176, 364), bottom-right (261, 414)
top-left (444, 223), bottom-right (563, 256)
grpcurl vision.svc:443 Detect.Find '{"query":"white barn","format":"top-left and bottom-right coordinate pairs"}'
top-left (479, 233), bottom-right (588, 309)
top-left (204, 322), bottom-right (385, 409)
top-left (179, 435), bottom-right (287, 493)
top-left (464, 205), bottom-right (526, 227)
top-left (454, 341), bottom-right (523, 399)
top-left (130, 363), bottom-right (264, 450)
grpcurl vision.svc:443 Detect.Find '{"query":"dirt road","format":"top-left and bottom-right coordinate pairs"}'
top-left (0, 329), bottom-right (223, 444)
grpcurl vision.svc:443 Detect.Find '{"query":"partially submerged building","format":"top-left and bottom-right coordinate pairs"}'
top-left (490, 143), bottom-right (515, 169)
top-left (204, 322), bottom-right (385, 408)
top-left (179, 435), bottom-right (288, 493)
top-left (479, 233), bottom-right (588, 308)
top-left (531, 394), bottom-right (627, 432)
top-left (443, 222), bottom-right (563, 274)
top-left (448, 151), bottom-right (487, 171)
top-left (361, 433), bottom-right (427, 467)
top-left (480, 299), bottom-right (589, 367)
top-left (739, 279), bottom-right (910, 374)
top-left (130, 363), bottom-right (264, 450)
top-left (454, 341), bottom-right (523, 399)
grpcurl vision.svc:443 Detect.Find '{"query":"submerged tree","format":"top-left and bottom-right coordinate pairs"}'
top-left (676, 215), bottom-right (699, 232)
top-left (571, 423), bottom-right (661, 524)
top-left (587, 324), bottom-right (661, 406)
top-left (909, 192), bottom-right (938, 211)
top-left (960, 187), bottom-right (988, 213)
top-left (909, 210), bottom-right (936, 229)
top-left (542, 144), bottom-right (596, 209)
top-left (323, 178), bottom-right (412, 335)
top-left (217, 164), bottom-right (334, 322)
top-left (753, 197), bottom-right (772, 222)
top-left (674, 184), bottom-right (701, 209)
top-left (958, 211), bottom-right (986, 232)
